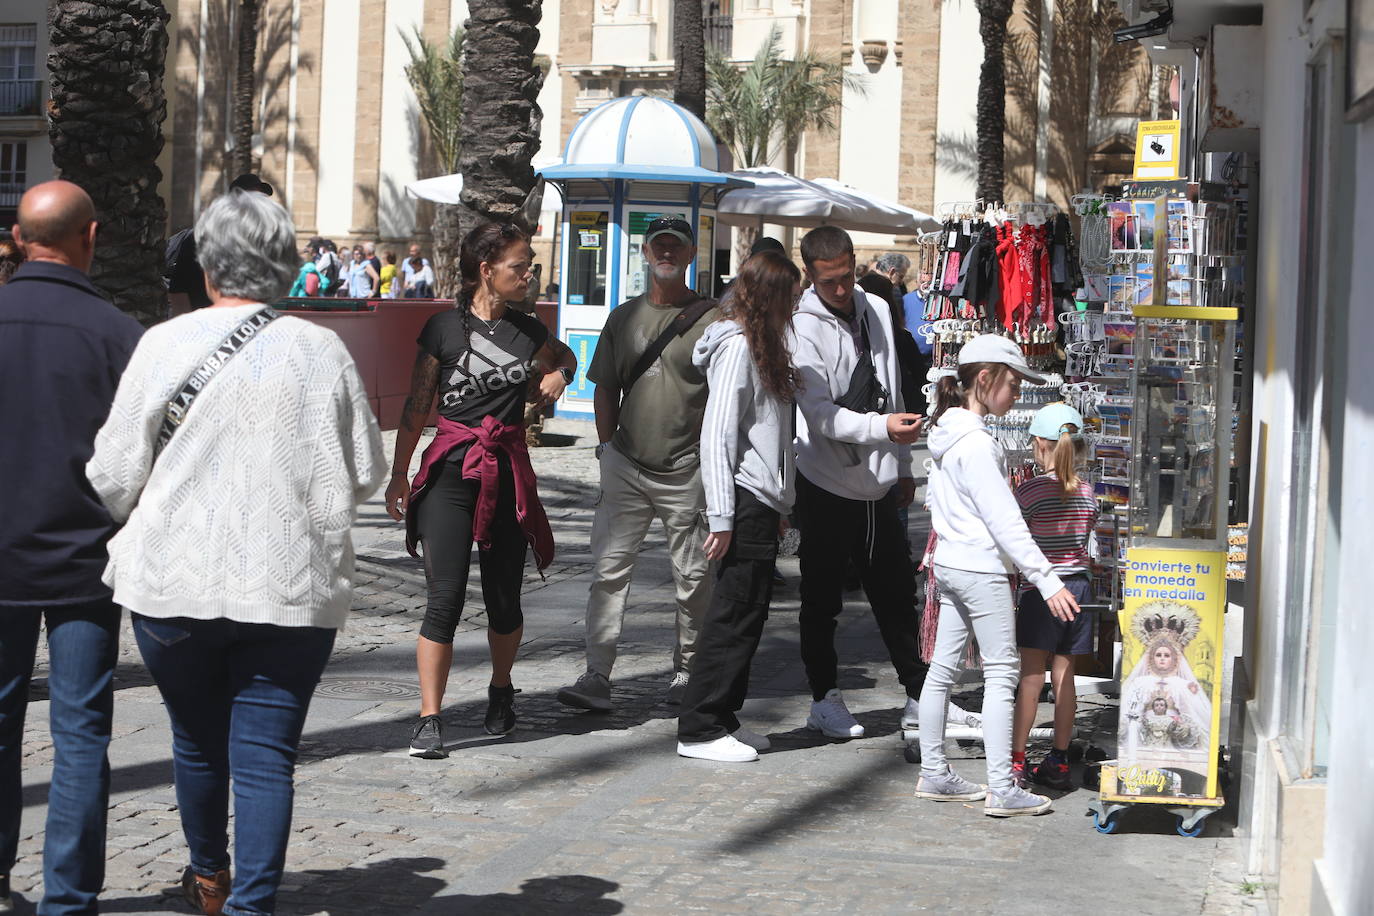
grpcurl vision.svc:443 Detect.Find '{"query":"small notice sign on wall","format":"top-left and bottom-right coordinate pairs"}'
top-left (1133, 120), bottom-right (1182, 179)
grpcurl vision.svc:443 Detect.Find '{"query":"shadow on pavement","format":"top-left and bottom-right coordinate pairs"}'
top-left (274, 858), bottom-right (620, 915)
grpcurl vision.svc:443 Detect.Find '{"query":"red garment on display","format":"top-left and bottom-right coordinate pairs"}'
top-left (996, 222), bottom-right (1022, 331)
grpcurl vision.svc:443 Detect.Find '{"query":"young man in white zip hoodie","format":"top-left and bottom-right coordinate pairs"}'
top-left (789, 226), bottom-right (928, 738)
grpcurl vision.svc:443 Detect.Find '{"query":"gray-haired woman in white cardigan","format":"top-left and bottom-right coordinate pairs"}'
top-left (87, 190), bottom-right (385, 916)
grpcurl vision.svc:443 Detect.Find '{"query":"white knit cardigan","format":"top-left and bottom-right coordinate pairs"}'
top-left (88, 305), bottom-right (386, 629)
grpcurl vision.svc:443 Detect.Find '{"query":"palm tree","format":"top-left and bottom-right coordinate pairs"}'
top-left (673, 0), bottom-right (707, 119)
top-left (455, 0), bottom-right (542, 249)
top-left (231, 0), bottom-right (261, 177)
top-left (403, 24), bottom-right (465, 295)
top-left (706, 27), bottom-right (863, 256)
top-left (48, 0), bottom-right (170, 324)
top-left (975, 0), bottom-right (1013, 203)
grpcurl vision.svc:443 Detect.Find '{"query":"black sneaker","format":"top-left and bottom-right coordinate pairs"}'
top-left (0, 873), bottom-right (12, 914)
top-left (409, 714), bottom-right (447, 758)
top-left (484, 684), bottom-right (516, 736)
top-left (1031, 753), bottom-right (1073, 791)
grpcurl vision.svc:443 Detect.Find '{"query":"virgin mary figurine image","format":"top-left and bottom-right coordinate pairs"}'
top-left (1119, 601), bottom-right (1213, 796)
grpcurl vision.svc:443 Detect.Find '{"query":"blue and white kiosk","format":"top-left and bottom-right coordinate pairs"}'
top-left (537, 96), bottom-right (748, 420)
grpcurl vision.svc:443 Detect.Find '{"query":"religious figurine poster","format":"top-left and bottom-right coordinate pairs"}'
top-left (1106, 547), bottom-right (1227, 803)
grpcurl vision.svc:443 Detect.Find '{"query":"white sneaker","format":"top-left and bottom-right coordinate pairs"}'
top-left (677, 734), bottom-right (759, 762)
top-left (948, 699), bottom-right (983, 729)
top-left (914, 765), bottom-right (988, 801)
top-left (900, 697), bottom-right (920, 730)
top-left (665, 671), bottom-right (690, 705)
top-left (731, 726), bottom-right (771, 752)
top-left (985, 784), bottom-right (1052, 816)
top-left (806, 689), bottom-right (865, 738)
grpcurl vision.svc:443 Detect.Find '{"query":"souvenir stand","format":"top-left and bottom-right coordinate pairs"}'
top-left (901, 199), bottom-right (1099, 752)
top-left (537, 96), bottom-right (749, 420)
top-left (1082, 186), bottom-right (1240, 838)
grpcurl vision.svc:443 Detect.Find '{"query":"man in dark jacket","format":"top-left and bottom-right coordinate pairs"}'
top-left (0, 181), bottom-right (144, 913)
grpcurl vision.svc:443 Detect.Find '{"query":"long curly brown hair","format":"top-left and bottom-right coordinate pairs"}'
top-left (723, 250), bottom-right (801, 402)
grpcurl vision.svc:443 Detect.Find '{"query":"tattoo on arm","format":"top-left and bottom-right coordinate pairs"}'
top-left (400, 350), bottom-right (440, 431)
top-left (535, 336), bottom-right (576, 373)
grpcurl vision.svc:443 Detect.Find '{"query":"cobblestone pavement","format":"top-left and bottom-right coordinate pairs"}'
top-left (11, 420), bottom-right (1265, 915)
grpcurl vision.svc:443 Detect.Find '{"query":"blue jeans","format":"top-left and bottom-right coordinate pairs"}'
top-left (132, 615), bottom-right (335, 916)
top-left (0, 600), bottom-right (120, 915)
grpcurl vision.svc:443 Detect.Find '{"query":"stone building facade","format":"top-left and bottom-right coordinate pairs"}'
top-left (5, 0), bottom-right (1154, 284)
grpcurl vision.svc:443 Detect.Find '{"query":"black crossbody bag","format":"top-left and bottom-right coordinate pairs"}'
top-left (834, 315), bottom-right (889, 415)
top-left (152, 306), bottom-right (282, 462)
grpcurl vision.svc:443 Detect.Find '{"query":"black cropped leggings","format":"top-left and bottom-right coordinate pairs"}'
top-left (415, 455), bottom-right (527, 643)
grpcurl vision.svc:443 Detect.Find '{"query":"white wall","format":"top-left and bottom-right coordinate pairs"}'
top-left (1235, 0), bottom-right (1308, 878)
top-left (932, 0), bottom-right (980, 205)
top-left (1317, 113), bottom-right (1374, 916)
top-left (315, 0), bottom-right (360, 235)
top-left (378, 0), bottom-right (425, 238)
top-left (839, 0), bottom-right (901, 249)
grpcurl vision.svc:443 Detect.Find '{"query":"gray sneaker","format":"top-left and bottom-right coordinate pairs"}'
top-left (557, 670), bottom-right (612, 711)
top-left (914, 766), bottom-right (987, 801)
top-left (984, 784), bottom-right (1053, 817)
top-left (408, 714), bottom-right (447, 759)
top-left (665, 671), bottom-right (690, 705)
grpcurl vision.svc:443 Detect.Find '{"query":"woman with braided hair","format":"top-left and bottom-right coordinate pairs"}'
top-left (385, 222), bottom-right (577, 758)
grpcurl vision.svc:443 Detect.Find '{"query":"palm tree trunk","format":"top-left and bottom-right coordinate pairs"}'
top-left (432, 203), bottom-right (461, 298)
top-left (975, 0), bottom-right (1013, 204)
top-left (231, 0), bottom-right (261, 177)
top-left (48, 0), bottom-right (170, 324)
top-left (455, 0), bottom-right (542, 246)
top-left (674, 0), bottom-right (707, 120)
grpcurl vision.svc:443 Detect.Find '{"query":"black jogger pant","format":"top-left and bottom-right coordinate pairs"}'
top-left (795, 472), bottom-right (928, 702)
top-left (415, 454), bottom-right (527, 642)
top-left (677, 487), bottom-right (780, 743)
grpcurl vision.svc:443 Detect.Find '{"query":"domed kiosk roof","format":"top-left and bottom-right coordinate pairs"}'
top-left (539, 96), bottom-right (744, 185)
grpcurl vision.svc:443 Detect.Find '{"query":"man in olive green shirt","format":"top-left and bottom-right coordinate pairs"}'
top-left (558, 218), bottom-right (719, 710)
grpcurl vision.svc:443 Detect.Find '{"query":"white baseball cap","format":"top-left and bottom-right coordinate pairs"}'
top-left (957, 334), bottom-right (1047, 384)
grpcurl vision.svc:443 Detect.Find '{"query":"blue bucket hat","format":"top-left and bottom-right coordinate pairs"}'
top-left (1029, 402), bottom-right (1086, 441)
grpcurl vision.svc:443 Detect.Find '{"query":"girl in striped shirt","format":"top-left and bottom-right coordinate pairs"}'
top-left (1011, 403), bottom-right (1098, 790)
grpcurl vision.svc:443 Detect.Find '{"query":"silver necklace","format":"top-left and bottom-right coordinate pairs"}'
top-left (475, 313), bottom-right (503, 335)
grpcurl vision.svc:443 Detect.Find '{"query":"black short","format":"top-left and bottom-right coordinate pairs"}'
top-left (1015, 575), bottom-right (1094, 655)
top-left (414, 456), bottom-right (527, 643)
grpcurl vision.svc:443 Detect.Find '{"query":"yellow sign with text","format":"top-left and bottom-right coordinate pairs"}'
top-left (1133, 120), bottom-right (1182, 179)
top-left (1108, 547), bottom-right (1227, 804)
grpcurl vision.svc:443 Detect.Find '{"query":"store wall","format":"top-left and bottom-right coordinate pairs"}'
top-left (1314, 115), bottom-right (1374, 916)
top-left (1233, 0), bottom-right (1300, 885)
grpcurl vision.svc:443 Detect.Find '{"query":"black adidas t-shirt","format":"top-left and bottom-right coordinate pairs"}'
top-left (418, 306), bottom-right (550, 434)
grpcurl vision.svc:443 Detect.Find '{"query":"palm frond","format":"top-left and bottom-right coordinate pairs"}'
top-left (402, 24), bottom-right (465, 174)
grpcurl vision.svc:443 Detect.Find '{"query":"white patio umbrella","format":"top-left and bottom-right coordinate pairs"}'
top-left (813, 177), bottom-right (940, 234)
top-left (716, 167), bottom-right (936, 235)
top-left (405, 158), bottom-right (565, 210)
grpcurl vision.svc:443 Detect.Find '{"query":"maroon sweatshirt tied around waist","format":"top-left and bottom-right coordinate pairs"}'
top-left (405, 415), bottom-right (553, 571)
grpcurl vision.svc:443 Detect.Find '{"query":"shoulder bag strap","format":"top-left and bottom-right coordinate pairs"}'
top-left (620, 297), bottom-right (714, 397)
top-left (153, 306), bottom-right (282, 461)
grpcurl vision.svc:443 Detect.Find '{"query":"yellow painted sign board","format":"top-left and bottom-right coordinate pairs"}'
top-left (1106, 547), bottom-right (1227, 805)
top-left (1133, 120), bottom-right (1182, 179)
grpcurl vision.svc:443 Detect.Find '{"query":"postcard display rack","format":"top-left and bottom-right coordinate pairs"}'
top-left (1079, 187), bottom-right (1240, 838)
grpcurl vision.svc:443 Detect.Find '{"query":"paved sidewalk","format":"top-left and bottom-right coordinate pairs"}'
top-left (10, 420), bottom-right (1263, 914)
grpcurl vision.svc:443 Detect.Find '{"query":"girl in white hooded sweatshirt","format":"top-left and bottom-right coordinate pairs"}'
top-left (676, 251), bottom-right (802, 763)
top-left (914, 334), bottom-right (1080, 816)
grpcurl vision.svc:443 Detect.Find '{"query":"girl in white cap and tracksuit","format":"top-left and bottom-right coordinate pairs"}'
top-left (914, 335), bottom-right (1081, 816)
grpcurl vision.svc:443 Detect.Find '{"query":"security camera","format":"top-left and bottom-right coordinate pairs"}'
top-left (1114, 8), bottom-right (1173, 43)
